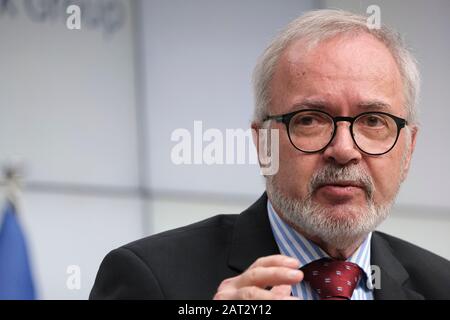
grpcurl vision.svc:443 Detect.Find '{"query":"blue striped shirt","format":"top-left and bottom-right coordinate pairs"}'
top-left (267, 200), bottom-right (374, 300)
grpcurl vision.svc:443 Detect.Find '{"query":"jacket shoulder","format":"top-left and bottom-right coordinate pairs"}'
top-left (374, 231), bottom-right (450, 266)
top-left (374, 231), bottom-right (450, 299)
top-left (91, 214), bottom-right (239, 299)
top-left (124, 214), bottom-right (237, 254)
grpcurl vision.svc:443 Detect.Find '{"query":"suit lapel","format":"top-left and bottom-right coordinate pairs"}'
top-left (228, 193), bottom-right (280, 272)
top-left (371, 232), bottom-right (424, 300)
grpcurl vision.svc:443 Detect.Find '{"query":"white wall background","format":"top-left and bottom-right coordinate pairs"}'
top-left (1, 0), bottom-right (449, 299)
top-left (0, 0), bottom-right (143, 299)
top-left (0, 0), bottom-right (140, 188)
top-left (140, 0), bottom-right (317, 197)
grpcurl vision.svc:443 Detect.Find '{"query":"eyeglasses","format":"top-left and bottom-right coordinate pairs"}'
top-left (263, 109), bottom-right (407, 156)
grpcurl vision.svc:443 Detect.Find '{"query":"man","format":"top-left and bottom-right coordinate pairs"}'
top-left (90, 9), bottom-right (450, 300)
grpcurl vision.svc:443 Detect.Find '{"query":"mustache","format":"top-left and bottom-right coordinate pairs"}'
top-left (308, 164), bottom-right (375, 199)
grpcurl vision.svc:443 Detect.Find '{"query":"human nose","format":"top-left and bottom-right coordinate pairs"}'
top-left (322, 122), bottom-right (362, 165)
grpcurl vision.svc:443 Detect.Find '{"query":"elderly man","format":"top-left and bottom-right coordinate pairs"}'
top-left (90, 10), bottom-right (450, 300)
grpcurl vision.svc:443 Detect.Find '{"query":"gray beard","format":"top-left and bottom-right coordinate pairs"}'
top-left (266, 164), bottom-right (399, 250)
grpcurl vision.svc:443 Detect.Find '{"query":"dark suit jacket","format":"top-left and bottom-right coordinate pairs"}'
top-left (90, 193), bottom-right (450, 300)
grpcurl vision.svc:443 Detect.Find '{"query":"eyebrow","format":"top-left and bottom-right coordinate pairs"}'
top-left (288, 99), bottom-right (328, 112)
top-left (356, 101), bottom-right (392, 111)
top-left (287, 99), bottom-right (392, 113)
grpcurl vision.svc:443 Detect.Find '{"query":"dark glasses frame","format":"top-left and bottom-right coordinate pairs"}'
top-left (263, 109), bottom-right (407, 156)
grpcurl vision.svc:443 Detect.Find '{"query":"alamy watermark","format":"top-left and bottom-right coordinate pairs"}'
top-left (66, 264), bottom-right (81, 290)
top-left (170, 121), bottom-right (280, 175)
top-left (66, 4), bottom-right (81, 30)
top-left (369, 264), bottom-right (381, 290)
top-left (366, 4), bottom-right (381, 29)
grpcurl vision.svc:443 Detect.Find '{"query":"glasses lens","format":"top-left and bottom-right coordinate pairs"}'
top-left (353, 113), bottom-right (398, 154)
top-left (288, 111), bottom-right (333, 152)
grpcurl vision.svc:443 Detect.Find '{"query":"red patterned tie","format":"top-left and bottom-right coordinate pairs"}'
top-left (301, 258), bottom-right (362, 300)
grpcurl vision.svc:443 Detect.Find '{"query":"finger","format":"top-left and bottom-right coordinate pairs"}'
top-left (213, 288), bottom-right (237, 300)
top-left (234, 266), bottom-right (303, 289)
top-left (249, 255), bottom-right (300, 269)
top-left (270, 284), bottom-right (292, 296)
top-left (271, 285), bottom-right (300, 300)
top-left (216, 255), bottom-right (301, 293)
top-left (216, 276), bottom-right (239, 292)
top-left (236, 286), bottom-right (299, 300)
top-left (214, 286), bottom-right (272, 300)
top-left (214, 284), bottom-right (299, 300)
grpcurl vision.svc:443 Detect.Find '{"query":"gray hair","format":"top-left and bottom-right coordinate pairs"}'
top-left (253, 9), bottom-right (420, 125)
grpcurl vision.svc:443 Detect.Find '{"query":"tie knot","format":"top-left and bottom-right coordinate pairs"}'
top-left (301, 258), bottom-right (362, 300)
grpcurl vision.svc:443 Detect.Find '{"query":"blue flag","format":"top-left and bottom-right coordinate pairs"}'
top-left (0, 200), bottom-right (36, 299)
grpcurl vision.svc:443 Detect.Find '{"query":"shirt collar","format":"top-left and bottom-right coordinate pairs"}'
top-left (267, 199), bottom-right (373, 289)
